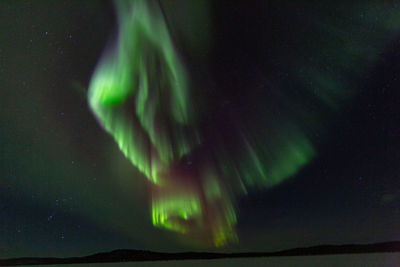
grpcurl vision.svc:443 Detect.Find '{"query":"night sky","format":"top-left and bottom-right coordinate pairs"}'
top-left (1, 0), bottom-right (400, 258)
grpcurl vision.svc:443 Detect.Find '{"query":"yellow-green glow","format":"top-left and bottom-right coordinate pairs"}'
top-left (152, 194), bottom-right (202, 234)
top-left (88, 0), bottom-right (195, 184)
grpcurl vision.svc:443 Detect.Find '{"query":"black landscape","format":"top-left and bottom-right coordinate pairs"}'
top-left (1, 241), bottom-right (399, 266)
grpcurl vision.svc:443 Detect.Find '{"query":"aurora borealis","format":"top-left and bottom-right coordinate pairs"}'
top-left (88, 0), bottom-right (239, 247)
top-left (1, 0), bottom-right (400, 258)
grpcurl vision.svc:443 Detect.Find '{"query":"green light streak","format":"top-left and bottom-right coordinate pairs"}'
top-left (88, 0), bottom-right (194, 184)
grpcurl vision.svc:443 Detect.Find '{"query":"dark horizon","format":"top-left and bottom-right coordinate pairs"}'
top-left (1, 241), bottom-right (399, 266)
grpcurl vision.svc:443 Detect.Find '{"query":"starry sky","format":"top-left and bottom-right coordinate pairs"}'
top-left (1, 0), bottom-right (400, 258)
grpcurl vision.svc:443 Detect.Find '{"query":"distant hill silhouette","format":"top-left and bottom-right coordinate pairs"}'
top-left (1, 241), bottom-right (399, 266)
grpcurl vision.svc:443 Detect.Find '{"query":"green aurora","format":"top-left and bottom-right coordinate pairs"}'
top-left (87, 0), bottom-right (309, 247)
top-left (87, 0), bottom-right (400, 248)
